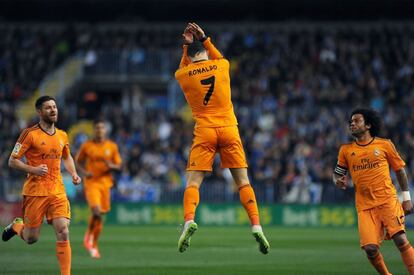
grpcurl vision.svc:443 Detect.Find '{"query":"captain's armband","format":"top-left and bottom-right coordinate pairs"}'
top-left (334, 164), bottom-right (348, 176)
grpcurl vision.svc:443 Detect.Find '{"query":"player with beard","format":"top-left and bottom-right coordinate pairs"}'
top-left (2, 95), bottom-right (81, 275)
top-left (334, 108), bottom-right (414, 274)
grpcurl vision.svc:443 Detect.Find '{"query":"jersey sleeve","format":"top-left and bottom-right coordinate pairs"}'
top-left (178, 45), bottom-right (191, 69)
top-left (11, 129), bottom-right (33, 159)
top-left (61, 132), bottom-right (70, 159)
top-left (203, 37), bottom-right (223, 60)
top-left (334, 145), bottom-right (348, 176)
top-left (385, 140), bottom-right (405, 171)
top-left (112, 143), bottom-right (122, 165)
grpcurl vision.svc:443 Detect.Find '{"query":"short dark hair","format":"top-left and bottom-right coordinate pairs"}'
top-left (93, 118), bottom-right (105, 125)
top-left (350, 108), bottom-right (382, 137)
top-left (187, 41), bottom-right (206, 58)
top-left (35, 95), bottom-right (56, 110)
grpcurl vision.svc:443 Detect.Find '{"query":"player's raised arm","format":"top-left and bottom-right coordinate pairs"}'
top-left (188, 22), bottom-right (223, 60)
top-left (178, 25), bottom-right (193, 69)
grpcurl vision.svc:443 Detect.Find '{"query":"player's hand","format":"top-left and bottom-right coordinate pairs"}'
top-left (182, 26), bottom-right (193, 44)
top-left (334, 175), bottom-right (347, 190)
top-left (402, 200), bottom-right (414, 215)
top-left (188, 22), bottom-right (206, 40)
top-left (31, 164), bottom-right (48, 176)
top-left (72, 173), bottom-right (81, 185)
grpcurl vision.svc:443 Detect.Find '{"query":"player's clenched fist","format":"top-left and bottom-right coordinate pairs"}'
top-left (402, 200), bottom-right (414, 215)
top-left (72, 173), bottom-right (81, 185)
top-left (31, 164), bottom-right (48, 176)
top-left (334, 175), bottom-right (347, 190)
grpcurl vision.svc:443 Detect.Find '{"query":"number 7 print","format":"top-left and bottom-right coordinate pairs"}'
top-left (201, 76), bottom-right (215, 105)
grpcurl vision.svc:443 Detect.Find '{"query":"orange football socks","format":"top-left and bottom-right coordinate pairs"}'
top-left (12, 222), bottom-right (24, 239)
top-left (56, 240), bottom-right (71, 275)
top-left (183, 185), bottom-right (199, 221)
top-left (398, 242), bottom-right (414, 274)
top-left (239, 184), bottom-right (260, 225)
top-left (92, 219), bottom-right (103, 248)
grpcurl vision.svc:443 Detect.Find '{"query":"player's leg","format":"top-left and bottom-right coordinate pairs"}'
top-left (178, 170), bottom-right (205, 253)
top-left (48, 194), bottom-right (72, 275)
top-left (52, 217), bottom-right (71, 275)
top-left (230, 168), bottom-right (270, 254)
top-left (2, 196), bottom-right (45, 244)
top-left (383, 199), bottom-right (414, 274)
top-left (363, 244), bottom-right (392, 275)
top-left (218, 126), bottom-right (269, 254)
top-left (84, 185), bottom-right (101, 252)
top-left (178, 127), bottom-right (216, 252)
top-left (392, 232), bottom-right (414, 274)
top-left (2, 219), bottom-right (40, 244)
top-left (89, 186), bottom-right (111, 258)
top-left (358, 208), bottom-right (392, 275)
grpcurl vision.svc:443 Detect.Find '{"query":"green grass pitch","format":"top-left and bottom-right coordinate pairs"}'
top-left (0, 225), bottom-right (410, 274)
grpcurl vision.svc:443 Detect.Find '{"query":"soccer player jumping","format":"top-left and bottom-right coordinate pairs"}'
top-left (175, 23), bottom-right (270, 254)
top-left (2, 96), bottom-right (81, 275)
top-left (334, 108), bottom-right (414, 274)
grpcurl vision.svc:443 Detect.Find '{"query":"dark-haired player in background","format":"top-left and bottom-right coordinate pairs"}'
top-left (76, 119), bottom-right (122, 258)
top-left (175, 22), bottom-right (270, 254)
top-left (334, 108), bottom-right (414, 274)
top-left (2, 95), bottom-right (81, 275)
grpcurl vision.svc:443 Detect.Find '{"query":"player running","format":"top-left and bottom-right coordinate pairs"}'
top-left (76, 119), bottom-right (122, 258)
top-left (2, 95), bottom-right (81, 275)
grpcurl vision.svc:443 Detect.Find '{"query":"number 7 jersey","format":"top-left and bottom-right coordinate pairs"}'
top-left (175, 38), bottom-right (238, 128)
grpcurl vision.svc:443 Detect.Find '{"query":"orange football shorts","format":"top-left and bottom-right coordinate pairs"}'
top-left (84, 183), bottom-right (111, 213)
top-left (22, 194), bottom-right (71, 228)
top-left (187, 126), bottom-right (248, 171)
top-left (358, 198), bottom-right (405, 247)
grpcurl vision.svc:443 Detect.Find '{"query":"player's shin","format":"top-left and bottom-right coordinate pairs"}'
top-left (56, 240), bottom-right (71, 275)
top-left (183, 185), bottom-right (199, 222)
top-left (239, 184), bottom-right (260, 225)
top-left (92, 219), bottom-right (103, 248)
top-left (367, 251), bottom-right (392, 275)
top-left (398, 242), bottom-right (414, 274)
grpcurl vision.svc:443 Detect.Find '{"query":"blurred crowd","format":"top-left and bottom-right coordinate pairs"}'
top-left (2, 23), bottom-right (414, 204)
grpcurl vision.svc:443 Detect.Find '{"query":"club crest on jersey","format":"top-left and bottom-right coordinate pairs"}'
top-left (12, 143), bottom-right (22, 155)
top-left (59, 141), bottom-right (64, 148)
top-left (374, 148), bottom-right (380, 157)
top-left (105, 149), bottom-right (110, 156)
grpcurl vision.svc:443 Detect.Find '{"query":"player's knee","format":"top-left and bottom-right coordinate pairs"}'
top-left (392, 231), bottom-right (408, 247)
top-left (56, 226), bottom-right (69, 241)
top-left (92, 212), bottom-right (102, 220)
top-left (26, 236), bottom-right (38, 245)
top-left (363, 244), bottom-right (379, 257)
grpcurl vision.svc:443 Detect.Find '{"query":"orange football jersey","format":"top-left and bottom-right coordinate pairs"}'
top-left (337, 137), bottom-right (405, 211)
top-left (11, 124), bottom-right (71, 196)
top-left (175, 38), bottom-right (238, 128)
top-left (76, 139), bottom-right (122, 188)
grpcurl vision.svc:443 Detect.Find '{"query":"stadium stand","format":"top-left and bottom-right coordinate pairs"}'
top-left (1, 22), bottom-right (414, 204)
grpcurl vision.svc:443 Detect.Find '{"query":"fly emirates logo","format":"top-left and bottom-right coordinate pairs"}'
top-left (352, 158), bottom-right (380, 172)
